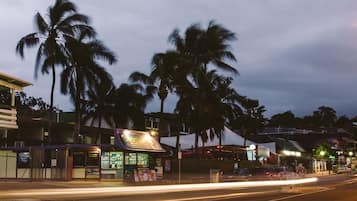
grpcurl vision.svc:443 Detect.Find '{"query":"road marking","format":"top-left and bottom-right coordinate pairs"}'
top-left (160, 190), bottom-right (278, 201)
top-left (267, 187), bottom-right (332, 201)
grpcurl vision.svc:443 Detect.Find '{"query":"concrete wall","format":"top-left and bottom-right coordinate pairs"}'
top-left (72, 168), bottom-right (85, 179)
top-left (0, 150), bottom-right (16, 178)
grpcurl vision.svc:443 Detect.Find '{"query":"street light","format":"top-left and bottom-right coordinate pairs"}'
top-left (249, 144), bottom-right (256, 160)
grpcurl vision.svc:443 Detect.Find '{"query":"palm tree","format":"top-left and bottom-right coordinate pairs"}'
top-left (130, 51), bottom-right (177, 114)
top-left (113, 83), bottom-right (155, 129)
top-left (16, 0), bottom-right (92, 143)
top-left (168, 20), bottom-right (238, 75)
top-left (230, 98), bottom-right (266, 147)
top-left (170, 21), bottom-right (239, 151)
top-left (175, 69), bottom-right (242, 151)
top-left (61, 31), bottom-right (117, 143)
top-left (82, 80), bottom-right (115, 144)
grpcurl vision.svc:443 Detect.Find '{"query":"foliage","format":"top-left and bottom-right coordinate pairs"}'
top-left (16, 0), bottom-right (92, 110)
top-left (313, 141), bottom-right (334, 159)
top-left (269, 111), bottom-right (296, 128)
top-left (229, 98), bottom-right (266, 143)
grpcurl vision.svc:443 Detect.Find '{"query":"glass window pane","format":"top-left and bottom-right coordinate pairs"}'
top-left (110, 152), bottom-right (123, 169)
top-left (137, 153), bottom-right (149, 168)
top-left (101, 152), bottom-right (110, 169)
top-left (125, 153), bottom-right (137, 165)
top-left (87, 152), bottom-right (99, 166)
top-left (73, 152), bottom-right (85, 167)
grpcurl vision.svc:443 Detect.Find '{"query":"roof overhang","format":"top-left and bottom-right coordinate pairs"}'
top-left (0, 72), bottom-right (32, 90)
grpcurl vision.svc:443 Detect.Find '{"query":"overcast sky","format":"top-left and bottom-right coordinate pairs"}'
top-left (1, 0), bottom-right (357, 117)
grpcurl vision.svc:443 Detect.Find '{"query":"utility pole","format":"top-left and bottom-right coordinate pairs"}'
top-left (178, 144), bottom-right (182, 184)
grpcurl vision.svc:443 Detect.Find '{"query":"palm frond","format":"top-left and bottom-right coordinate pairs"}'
top-left (16, 33), bottom-right (39, 58)
top-left (34, 12), bottom-right (49, 34)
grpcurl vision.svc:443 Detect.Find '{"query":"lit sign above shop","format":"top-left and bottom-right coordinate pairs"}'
top-left (281, 150), bottom-right (302, 157)
top-left (115, 129), bottom-right (164, 152)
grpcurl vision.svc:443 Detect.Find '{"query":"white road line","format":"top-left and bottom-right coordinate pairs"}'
top-left (161, 190), bottom-right (278, 201)
top-left (267, 187), bottom-right (332, 201)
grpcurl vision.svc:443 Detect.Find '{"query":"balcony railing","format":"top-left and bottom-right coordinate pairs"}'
top-left (0, 105), bottom-right (17, 129)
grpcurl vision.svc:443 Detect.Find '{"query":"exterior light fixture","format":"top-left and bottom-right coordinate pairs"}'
top-left (249, 144), bottom-right (256, 150)
top-left (348, 151), bottom-right (353, 157)
top-left (122, 129), bottom-right (130, 136)
top-left (149, 130), bottom-right (157, 136)
top-left (282, 150), bottom-right (301, 157)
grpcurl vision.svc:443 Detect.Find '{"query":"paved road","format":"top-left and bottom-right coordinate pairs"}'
top-left (0, 174), bottom-right (355, 201)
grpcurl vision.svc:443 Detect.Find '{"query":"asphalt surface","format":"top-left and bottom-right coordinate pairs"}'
top-left (0, 174), bottom-right (355, 201)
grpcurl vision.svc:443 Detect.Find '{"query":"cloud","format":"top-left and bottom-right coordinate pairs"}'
top-left (1, 0), bottom-right (357, 117)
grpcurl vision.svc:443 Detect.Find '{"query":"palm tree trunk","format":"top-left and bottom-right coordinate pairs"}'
top-left (95, 116), bottom-right (102, 144)
top-left (194, 132), bottom-right (199, 152)
top-left (48, 65), bottom-right (56, 144)
top-left (175, 131), bottom-right (180, 153)
top-left (219, 131), bottom-right (222, 154)
top-left (158, 98), bottom-right (165, 143)
top-left (160, 99), bottom-right (164, 114)
top-left (73, 71), bottom-right (81, 144)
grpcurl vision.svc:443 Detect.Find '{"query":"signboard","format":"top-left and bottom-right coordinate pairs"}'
top-left (115, 129), bottom-right (164, 152)
top-left (178, 151), bottom-right (182, 160)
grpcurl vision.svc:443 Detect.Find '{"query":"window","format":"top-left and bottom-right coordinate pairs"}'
top-left (110, 136), bottom-right (115, 145)
top-left (137, 153), bottom-right (149, 168)
top-left (110, 152), bottom-right (123, 169)
top-left (125, 153), bottom-right (137, 165)
top-left (73, 152), bottom-right (85, 167)
top-left (86, 152), bottom-right (99, 166)
top-left (101, 152), bottom-right (110, 169)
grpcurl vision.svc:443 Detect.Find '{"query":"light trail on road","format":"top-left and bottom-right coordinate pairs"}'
top-left (3, 177), bottom-right (318, 198)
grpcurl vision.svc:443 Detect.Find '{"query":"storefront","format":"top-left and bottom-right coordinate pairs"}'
top-left (0, 129), bottom-right (165, 181)
top-left (72, 129), bottom-right (164, 181)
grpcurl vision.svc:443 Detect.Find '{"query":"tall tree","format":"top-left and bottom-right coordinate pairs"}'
top-left (230, 98), bottom-right (266, 146)
top-left (16, 0), bottom-right (92, 143)
top-left (61, 31), bottom-right (117, 143)
top-left (130, 51), bottom-right (177, 140)
top-left (175, 69), bottom-right (242, 150)
top-left (113, 83), bottom-right (155, 129)
top-left (82, 80), bottom-right (115, 144)
top-left (313, 106), bottom-right (337, 128)
top-left (170, 21), bottom-right (239, 151)
top-left (269, 111), bottom-right (296, 128)
top-left (168, 20), bottom-right (238, 75)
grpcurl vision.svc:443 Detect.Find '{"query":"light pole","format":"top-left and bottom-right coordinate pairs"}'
top-left (178, 144), bottom-right (182, 184)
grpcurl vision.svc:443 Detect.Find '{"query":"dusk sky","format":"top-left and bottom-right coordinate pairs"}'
top-left (1, 0), bottom-right (357, 117)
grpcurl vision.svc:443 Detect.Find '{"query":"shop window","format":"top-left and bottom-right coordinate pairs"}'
top-left (110, 136), bottom-right (115, 145)
top-left (73, 152), bottom-right (85, 167)
top-left (110, 152), bottom-right (123, 169)
top-left (125, 153), bottom-right (137, 165)
top-left (101, 152), bottom-right (110, 169)
top-left (87, 152), bottom-right (99, 167)
top-left (137, 153), bottom-right (149, 168)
